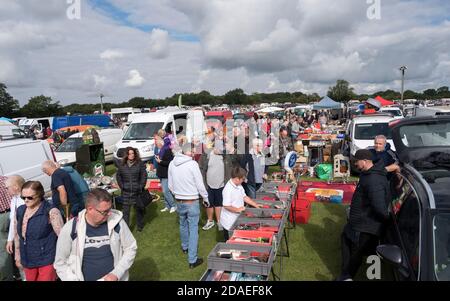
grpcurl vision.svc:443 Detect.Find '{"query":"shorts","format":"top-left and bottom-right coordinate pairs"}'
top-left (207, 186), bottom-right (224, 208)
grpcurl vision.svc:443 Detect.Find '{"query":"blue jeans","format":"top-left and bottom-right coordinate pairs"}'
top-left (177, 201), bottom-right (200, 264)
top-left (243, 183), bottom-right (262, 199)
top-left (160, 178), bottom-right (176, 209)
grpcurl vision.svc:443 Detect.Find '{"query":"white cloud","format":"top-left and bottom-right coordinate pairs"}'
top-left (1, 0), bottom-right (450, 106)
top-left (148, 28), bottom-right (170, 59)
top-left (125, 70), bottom-right (145, 88)
top-left (100, 49), bottom-right (125, 60)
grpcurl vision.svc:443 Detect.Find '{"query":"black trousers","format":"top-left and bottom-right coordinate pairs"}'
top-left (122, 203), bottom-right (145, 230)
top-left (340, 227), bottom-right (379, 280)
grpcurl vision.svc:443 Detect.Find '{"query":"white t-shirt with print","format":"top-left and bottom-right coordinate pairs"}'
top-left (220, 179), bottom-right (247, 231)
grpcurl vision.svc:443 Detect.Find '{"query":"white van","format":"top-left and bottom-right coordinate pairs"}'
top-left (19, 117), bottom-right (54, 132)
top-left (346, 114), bottom-right (396, 170)
top-left (0, 120), bottom-right (27, 140)
top-left (0, 139), bottom-right (55, 192)
top-left (114, 109), bottom-right (205, 162)
top-left (55, 128), bottom-right (124, 166)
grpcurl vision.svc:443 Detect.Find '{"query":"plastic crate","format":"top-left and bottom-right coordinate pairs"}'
top-left (207, 243), bottom-right (275, 276)
top-left (147, 180), bottom-right (162, 192)
top-left (296, 192), bottom-right (317, 202)
top-left (243, 208), bottom-right (286, 220)
top-left (227, 230), bottom-right (274, 246)
top-left (290, 202), bottom-right (311, 224)
top-left (231, 217), bottom-right (282, 233)
top-left (254, 199), bottom-right (287, 210)
top-left (200, 269), bottom-right (268, 281)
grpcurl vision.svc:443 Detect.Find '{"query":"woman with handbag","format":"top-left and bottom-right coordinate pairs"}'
top-left (116, 147), bottom-right (147, 232)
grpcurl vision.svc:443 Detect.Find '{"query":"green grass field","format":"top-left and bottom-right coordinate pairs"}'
top-left (105, 163), bottom-right (353, 281)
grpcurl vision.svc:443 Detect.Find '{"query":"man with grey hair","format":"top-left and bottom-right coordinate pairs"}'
top-left (368, 135), bottom-right (400, 178)
top-left (239, 138), bottom-right (267, 199)
top-left (42, 160), bottom-right (79, 220)
top-left (54, 188), bottom-right (137, 281)
top-left (168, 143), bottom-right (209, 269)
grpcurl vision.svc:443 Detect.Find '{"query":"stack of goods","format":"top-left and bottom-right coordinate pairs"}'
top-left (201, 181), bottom-right (296, 281)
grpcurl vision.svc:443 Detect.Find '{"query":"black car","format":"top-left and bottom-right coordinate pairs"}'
top-left (376, 115), bottom-right (450, 281)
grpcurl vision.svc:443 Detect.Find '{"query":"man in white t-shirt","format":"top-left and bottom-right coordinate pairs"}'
top-left (220, 167), bottom-right (262, 241)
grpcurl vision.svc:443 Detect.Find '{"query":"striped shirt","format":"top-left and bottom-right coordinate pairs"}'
top-left (0, 176), bottom-right (12, 212)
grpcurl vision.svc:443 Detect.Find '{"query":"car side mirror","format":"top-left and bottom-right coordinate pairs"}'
top-left (376, 244), bottom-right (402, 268)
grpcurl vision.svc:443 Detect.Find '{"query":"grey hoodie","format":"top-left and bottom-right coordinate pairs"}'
top-left (168, 153), bottom-right (208, 200)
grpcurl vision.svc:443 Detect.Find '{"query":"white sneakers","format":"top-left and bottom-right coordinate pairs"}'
top-left (161, 207), bottom-right (177, 213)
top-left (202, 220), bottom-right (215, 230)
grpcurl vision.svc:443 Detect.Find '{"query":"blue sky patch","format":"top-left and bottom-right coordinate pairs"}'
top-left (88, 0), bottom-right (199, 42)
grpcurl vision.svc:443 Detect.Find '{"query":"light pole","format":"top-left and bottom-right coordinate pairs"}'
top-left (100, 93), bottom-right (104, 114)
top-left (399, 66), bottom-right (407, 104)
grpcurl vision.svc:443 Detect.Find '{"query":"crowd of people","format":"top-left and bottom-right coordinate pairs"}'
top-left (0, 108), bottom-right (403, 281)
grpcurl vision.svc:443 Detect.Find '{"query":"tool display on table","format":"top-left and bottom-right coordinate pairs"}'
top-left (234, 223), bottom-right (279, 232)
top-left (245, 211), bottom-right (283, 219)
top-left (216, 249), bottom-right (270, 262)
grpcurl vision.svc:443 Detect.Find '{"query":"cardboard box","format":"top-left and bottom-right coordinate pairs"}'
top-left (295, 142), bottom-right (304, 153)
top-left (296, 156), bottom-right (308, 163)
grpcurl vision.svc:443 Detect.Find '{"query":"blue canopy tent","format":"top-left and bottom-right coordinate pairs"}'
top-left (313, 96), bottom-right (342, 110)
top-left (0, 117), bottom-right (14, 123)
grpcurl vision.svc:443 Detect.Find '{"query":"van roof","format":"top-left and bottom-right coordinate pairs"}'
top-left (130, 110), bottom-right (194, 124)
top-left (352, 114), bottom-right (395, 124)
top-left (0, 139), bottom-right (39, 147)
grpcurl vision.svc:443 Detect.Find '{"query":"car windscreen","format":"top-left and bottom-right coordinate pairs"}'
top-left (399, 121), bottom-right (450, 148)
top-left (433, 212), bottom-right (450, 280)
top-left (354, 123), bottom-right (392, 140)
top-left (122, 122), bottom-right (164, 140)
top-left (382, 109), bottom-right (402, 116)
top-left (57, 138), bottom-right (83, 152)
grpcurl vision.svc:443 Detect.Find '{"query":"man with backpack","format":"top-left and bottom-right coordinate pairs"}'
top-left (54, 188), bottom-right (137, 281)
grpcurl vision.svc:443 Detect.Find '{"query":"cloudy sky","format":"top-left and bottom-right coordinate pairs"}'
top-left (1, 0), bottom-right (450, 106)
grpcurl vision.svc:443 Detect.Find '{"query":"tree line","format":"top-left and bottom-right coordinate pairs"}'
top-left (1, 80), bottom-right (449, 118)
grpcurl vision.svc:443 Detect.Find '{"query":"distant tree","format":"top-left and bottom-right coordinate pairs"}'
top-left (127, 97), bottom-right (148, 108)
top-left (327, 80), bottom-right (355, 103)
top-left (0, 83), bottom-right (20, 117)
top-left (423, 89), bottom-right (437, 99)
top-left (20, 95), bottom-right (63, 118)
top-left (224, 88), bottom-right (247, 105)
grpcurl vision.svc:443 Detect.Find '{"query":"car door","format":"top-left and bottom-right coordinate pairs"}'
top-left (385, 173), bottom-right (422, 280)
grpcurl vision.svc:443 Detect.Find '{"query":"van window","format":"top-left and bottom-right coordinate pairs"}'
top-left (399, 121), bottom-right (450, 147)
top-left (381, 109), bottom-right (402, 117)
top-left (123, 122), bottom-right (164, 140)
top-left (57, 138), bottom-right (83, 152)
top-left (354, 123), bottom-right (392, 140)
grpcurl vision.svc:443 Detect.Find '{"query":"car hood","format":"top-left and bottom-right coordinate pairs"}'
top-left (390, 116), bottom-right (450, 165)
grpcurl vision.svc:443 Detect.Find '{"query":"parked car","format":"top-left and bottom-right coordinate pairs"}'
top-left (377, 115), bottom-right (450, 281)
top-left (55, 128), bottom-right (124, 166)
top-left (0, 139), bottom-right (55, 192)
top-left (379, 106), bottom-right (404, 120)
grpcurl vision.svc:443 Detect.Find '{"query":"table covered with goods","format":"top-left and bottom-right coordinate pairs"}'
top-left (200, 182), bottom-right (296, 281)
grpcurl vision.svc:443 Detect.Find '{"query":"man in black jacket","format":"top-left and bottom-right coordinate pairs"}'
top-left (338, 149), bottom-right (391, 281)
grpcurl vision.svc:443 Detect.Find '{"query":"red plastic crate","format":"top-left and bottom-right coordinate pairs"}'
top-left (290, 206), bottom-right (311, 224)
top-left (260, 196), bottom-right (276, 201)
top-left (148, 180), bottom-right (162, 192)
top-left (290, 199), bottom-right (311, 224)
top-left (227, 230), bottom-right (274, 246)
top-left (296, 192), bottom-right (316, 202)
top-left (277, 184), bottom-right (291, 193)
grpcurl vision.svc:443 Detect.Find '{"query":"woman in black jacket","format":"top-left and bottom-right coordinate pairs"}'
top-left (116, 147), bottom-right (147, 231)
